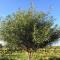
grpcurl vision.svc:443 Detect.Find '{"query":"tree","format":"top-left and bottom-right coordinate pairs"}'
top-left (0, 44), bottom-right (3, 48)
top-left (1, 10), bottom-right (60, 60)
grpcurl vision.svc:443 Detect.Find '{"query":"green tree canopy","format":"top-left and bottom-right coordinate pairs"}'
top-left (1, 10), bottom-right (60, 52)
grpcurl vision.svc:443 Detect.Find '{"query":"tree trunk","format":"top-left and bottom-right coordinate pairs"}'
top-left (28, 51), bottom-right (32, 60)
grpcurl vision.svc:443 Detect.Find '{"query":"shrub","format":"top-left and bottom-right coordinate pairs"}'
top-left (49, 56), bottom-right (60, 60)
top-left (0, 57), bottom-right (9, 60)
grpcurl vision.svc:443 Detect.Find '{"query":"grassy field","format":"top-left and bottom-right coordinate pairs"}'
top-left (0, 46), bottom-right (60, 60)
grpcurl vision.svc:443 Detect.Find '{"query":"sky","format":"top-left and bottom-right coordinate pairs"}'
top-left (0, 0), bottom-right (60, 46)
top-left (0, 0), bottom-right (60, 25)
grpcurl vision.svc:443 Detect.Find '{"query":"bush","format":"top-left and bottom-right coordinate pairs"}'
top-left (0, 57), bottom-right (9, 60)
top-left (49, 56), bottom-right (60, 60)
top-left (0, 57), bottom-right (16, 60)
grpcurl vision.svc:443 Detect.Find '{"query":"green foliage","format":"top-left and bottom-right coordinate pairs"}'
top-left (49, 56), bottom-right (60, 60)
top-left (0, 47), bottom-right (60, 60)
top-left (0, 57), bottom-right (9, 60)
top-left (1, 10), bottom-right (60, 52)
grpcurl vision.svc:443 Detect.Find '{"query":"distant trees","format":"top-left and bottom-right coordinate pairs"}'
top-left (1, 10), bottom-right (60, 60)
